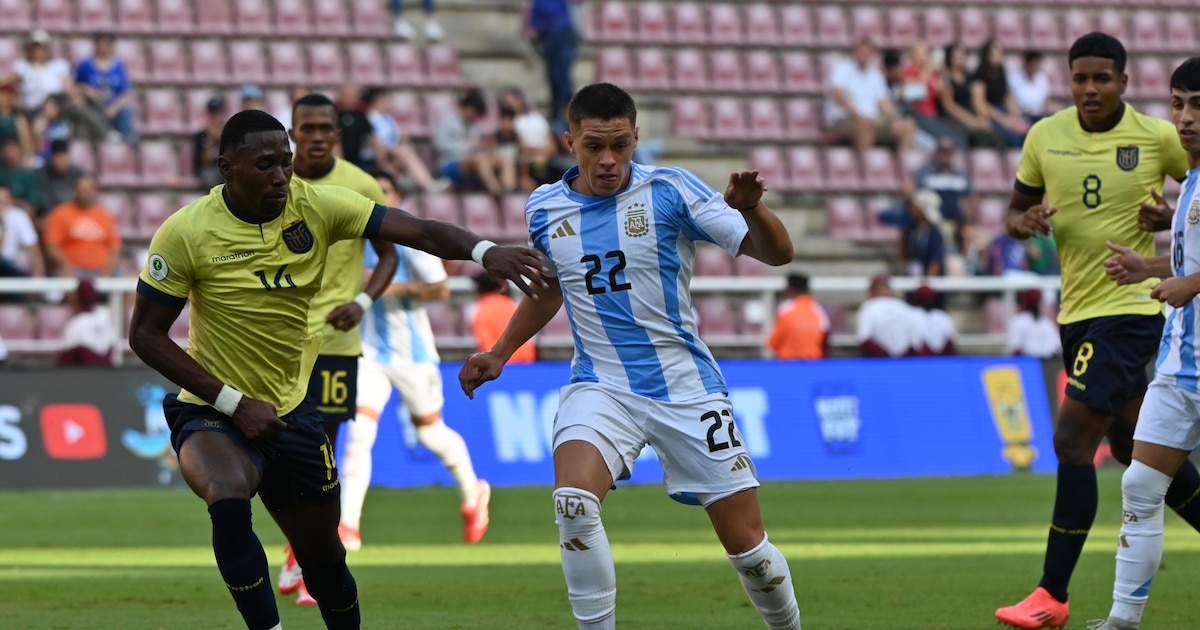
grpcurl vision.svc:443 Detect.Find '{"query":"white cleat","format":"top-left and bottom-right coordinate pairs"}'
top-left (394, 19), bottom-right (416, 40)
top-left (424, 18), bottom-right (445, 42)
top-left (278, 546), bottom-right (303, 594)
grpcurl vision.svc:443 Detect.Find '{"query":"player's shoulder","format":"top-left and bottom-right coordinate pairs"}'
top-left (1025, 108), bottom-right (1077, 141)
top-left (526, 179), bottom-right (568, 213)
top-left (160, 189), bottom-right (218, 232)
top-left (328, 159), bottom-right (383, 196)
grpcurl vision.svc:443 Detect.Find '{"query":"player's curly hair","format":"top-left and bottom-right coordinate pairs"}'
top-left (219, 109), bottom-right (285, 155)
top-left (1068, 32), bottom-right (1126, 74)
top-left (1171, 58), bottom-right (1200, 93)
top-left (567, 83), bottom-right (637, 127)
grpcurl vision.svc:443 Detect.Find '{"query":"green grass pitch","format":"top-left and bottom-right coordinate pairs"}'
top-left (4, 471), bottom-right (1200, 629)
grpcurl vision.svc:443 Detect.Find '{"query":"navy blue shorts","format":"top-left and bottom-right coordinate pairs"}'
top-left (1060, 314), bottom-right (1164, 416)
top-left (306, 354), bottom-right (359, 425)
top-left (164, 394), bottom-right (340, 511)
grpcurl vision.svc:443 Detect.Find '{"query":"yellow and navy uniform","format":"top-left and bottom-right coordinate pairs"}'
top-left (137, 177), bottom-right (385, 416)
top-left (1016, 103), bottom-right (1188, 325)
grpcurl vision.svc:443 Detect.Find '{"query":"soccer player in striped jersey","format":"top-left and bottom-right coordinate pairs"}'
top-left (459, 83), bottom-right (801, 630)
top-left (1091, 56), bottom-right (1200, 630)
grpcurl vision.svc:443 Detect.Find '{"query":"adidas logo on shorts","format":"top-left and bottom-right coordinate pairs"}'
top-left (730, 454), bottom-right (752, 472)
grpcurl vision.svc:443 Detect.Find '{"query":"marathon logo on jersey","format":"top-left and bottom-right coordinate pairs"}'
top-left (281, 219), bottom-right (314, 254)
top-left (1116, 145), bottom-right (1139, 171)
top-left (624, 203), bottom-right (649, 238)
top-left (812, 382), bottom-right (861, 454)
top-left (39, 404), bottom-right (107, 460)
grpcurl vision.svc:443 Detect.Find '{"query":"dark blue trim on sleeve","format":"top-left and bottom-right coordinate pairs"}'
top-left (363, 204), bottom-right (386, 239)
top-left (1014, 180), bottom-right (1045, 197)
top-left (137, 279), bottom-right (187, 309)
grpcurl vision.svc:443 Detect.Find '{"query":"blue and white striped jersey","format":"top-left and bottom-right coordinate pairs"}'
top-left (1156, 167), bottom-right (1200, 390)
top-left (527, 163), bottom-right (750, 401)
top-left (360, 244), bottom-right (447, 366)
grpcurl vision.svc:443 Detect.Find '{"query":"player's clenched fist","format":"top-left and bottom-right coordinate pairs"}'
top-left (1138, 189), bottom-right (1172, 232)
top-left (1008, 204), bottom-right (1058, 238)
top-left (1103, 241), bottom-right (1149, 285)
top-left (1151, 276), bottom-right (1200, 308)
top-left (724, 169), bottom-right (766, 211)
top-left (458, 352), bottom-right (506, 400)
top-left (231, 397), bottom-right (287, 440)
top-left (480, 246), bottom-right (551, 299)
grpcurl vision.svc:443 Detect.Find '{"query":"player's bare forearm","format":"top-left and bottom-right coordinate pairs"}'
top-left (737, 202), bottom-right (793, 266)
top-left (129, 295), bottom-right (225, 405)
top-left (492, 279), bottom-right (563, 361)
top-left (1005, 188), bottom-right (1052, 239)
top-left (1144, 255), bottom-right (1173, 279)
top-left (386, 280), bottom-right (449, 301)
top-left (377, 206), bottom-right (484, 261)
top-left (364, 238), bottom-right (398, 300)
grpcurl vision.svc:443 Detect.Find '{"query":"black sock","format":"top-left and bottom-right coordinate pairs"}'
top-left (302, 561), bottom-right (361, 630)
top-left (1037, 464), bottom-right (1097, 603)
top-left (1166, 458), bottom-right (1200, 531)
top-left (208, 499), bottom-right (279, 630)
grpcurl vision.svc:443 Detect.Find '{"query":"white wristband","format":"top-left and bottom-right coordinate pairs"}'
top-left (471, 240), bottom-right (497, 265)
top-left (352, 291), bottom-right (373, 311)
top-left (214, 385), bottom-right (244, 417)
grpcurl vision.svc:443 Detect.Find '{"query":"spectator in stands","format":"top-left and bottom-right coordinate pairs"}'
top-left (525, 0), bottom-right (579, 129)
top-left (899, 40), bottom-right (967, 150)
top-left (910, 285), bottom-right (956, 356)
top-left (335, 82), bottom-right (374, 169)
top-left (901, 189), bottom-right (946, 277)
top-left (939, 43), bottom-right (1006, 148)
top-left (983, 231), bottom-right (1031, 276)
top-left (42, 175), bottom-right (121, 278)
top-left (0, 184), bottom-right (44, 282)
top-left (1008, 50), bottom-right (1052, 122)
top-left (493, 106), bottom-right (522, 191)
top-left (0, 138), bottom-right (38, 215)
top-left (767, 274), bottom-right (829, 360)
top-left (239, 84), bottom-right (264, 112)
top-left (971, 40), bottom-right (1027, 148)
top-left (34, 138), bottom-right (83, 218)
top-left (904, 136), bottom-right (977, 250)
top-left (32, 94), bottom-right (71, 165)
top-left (74, 30), bottom-right (136, 145)
top-left (0, 80), bottom-right (33, 164)
top-left (1027, 234), bottom-right (1059, 276)
top-left (362, 87), bottom-right (442, 193)
top-left (857, 274), bottom-right (918, 358)
top-left (56, 278), bottom-right (115, 366)
top-left (1008, 288), bottom-right (1061, 358)
top-left (825, 38), bottom-right (916, 152)
top-left (471, 271), bottom-right (536, 364)
top-left (499, 87), bottom-right (558, 187)
top-left (7, 30), bottom-right (108, 142)
top-left (390, 0), bottom-right (444, 42)
top-left (193, 97), bottom-right (225, 190)
top-left (882, 50), bottom-right (904, 97)
top-left (433, 88), bottom-right (506, 195)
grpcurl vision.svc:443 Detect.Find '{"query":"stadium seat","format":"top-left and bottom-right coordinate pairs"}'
top-left (77, 0), bottom-right (115, 32)
top-left (36, 304), bottom-right (72, 342)
top-left (140, 88), bottom-right (185, 135)
top-left (387, 90), bottom-right (426, 138)
top-left (234, 0), bottom-right (271, 35)
top-left (135, 193), bottom-right (175, 239)
top-left (709, 97), bottom-right (746, 142)
top-left (860, 148), bottom-right (900, 193)
top-left (147, 39), bottom-right (186, 84)
top-left (983, 298), bottom-right (1007, 335)
top-left (596, 47), bottom-right (634, 88)
top-left (1130, 11), bottom-right (1162, 53)
top-left (1134, 57), bottom-right (1168, 101)
top-left (783, 98), bottom-right (819, 142)
top-left (168, 306), bottom-right (190, 341)
top-left (155, 0), bottom-right (193, 35)
top-left (596, 0), bottom-right (633, 43)
top-left (748, 145), bottom-right (787, 191)
top-left (898, 148), bottom-right (927, 180)
top-left (308, 42), bottom-right (345, 86)
top-left (976, 198), bottom-right (1008, 239)
top-left (346, 42), bottom-right (386, 86)
top-left (781, 52), bottom-right (818, 95)
top-left (1166, 15), bottom-right (1196, 55)
top-left (98, 142), bottom-right (138, 188)
top-left (968, 149), bottom-right (1008, 194)
top-left (958, 8), bottom-right (990, 49)
top-left (311, 0), bottom-right (350, 37)
top-left (425, 44), bottom-right (464, 87)
top-left (1063, 10), bottom-right (1096, 45)
top-left (423, 92), bottom-right (457, 135)
top-left (419, 193), bottom-right (461, 225)
top-left (1004, 149), bottom-right (1023, 184)
top-left (1096, 9), bottom-right (1127, 42)
top-left (673, 49), bottom-right (709, 93)
top-left (745, 50), bottom-right (781, 94)
top-left (886, 7), bottom-right (919, 51)
top-left (709, 3), bottom-right (743, 46)
top-left (818, 53), bottom-right (845, 91)
top-left (0, 0), bottom-right (31, 34)
top-left (461, 194), bottom-right (503, 241)
top-left (539, 306), bottom-right (573, 345)
top-left (196, 0), bottom-right (233, 35)
top-left (825, 197), bottom-right (866, 241)
top-left (268, 41), bottom-right (307, 86)
top-left (850, 6), bottom-right (884, 44)
top-left (97, 192), bottom-right (134, 238)
top-left (138, 141), bottom-right (180, 188)
top-left (386, 43), bottom-right (426, 87)
top-left (35, 0), bottom-right (72, 32)
top-left (710, 50), bottom-right (743, 93)
top-left (822, 301), bottom-right (848, 335)
top-left (779, 5), bottom-right (814, 49)
top-left (350, 0), bottom-right (389, 36)
top-left (69, 140), bottom-right (96, 174)
top-left (922, 7), bottom-right (955, 47)
top-left (787, 146), bottom-right (825, 193)
top-left (1027, 10), bottom-right (1063, 51)
top-left (424, 301), bottom-right (459, 338)
top-left (183, 89), bottom-right (218, 131)
top-left (274, 0), bottom-right (312, 36)
top-left (66, 37), bottom-right (95, 66)
top-left (671, 96), bottom-right (709, 140)
top-left (697, 299), bottom-right (738, 337)
top-left (734, 256), bottom-right (769, 277)
top-left (634, 2), bottom-right (670, 44)
top-left (191, 39), bottom-right (234, 86)
top-left (0, 39), bottom-right (19, 73)
top-left (113, 39), bottom-right (147, 83)
top-left (1140, 101), bottom-right (1170, 122)
top-left (992, 9), bottom-right (1026, 51)
top-left (744, 4), bottom-right (780, 48)
top-left (0, 305), bottom-right (34, 341)
top-left (499, 194), bottom-right (529, 242)
top-left (673, 2), bottom-right (707, 45)
top-left (746, 98), bottom-right (783, 141)
top-left (634, 47), bottom-right (670, 92)
top-left (861, 196), bottom-right (902, 244)
top-left (815, 7), bottom-right (851, 49)
top-left (824, 147), bottom-right (863, 193)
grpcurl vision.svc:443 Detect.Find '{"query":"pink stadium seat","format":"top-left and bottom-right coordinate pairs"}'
top-left (348, 0), bottom-right (387, 36)
top-left (596, 47), bottom-right (633, 88)
top-left (1141, 101), bottom-right (1170, 122)
top-left (822, 302), bottom-right (848, 335)
top-left (983, 298), bottom-right (1007, 335)
top-left (673, 2), bottom-right (707, 45)
top-left (818, 53), bottom-right (845, 92)
top-left (1134, 57), bottom-right (1169, 101)
top-left (734, 256), bottom-right (769, 277)
top-left (635, 2), bottom-right (670, 44)
top-left (500, 194), bottom-right (529, 242)
top-left (861, 197), bottom-right (902, 244)
top-left (597, 1), bottom-right (632, 43)
top-left (781, 52), bottom-right (818, 95)
top-left (113, 39), bottom-right (147, 83)
top-left (748, 145), bottom-right (787, 191)
top-left (779, 5), bottom-right (814, 49)
top-left (744, 4), bottom-right (780, 48)
top-left (423, 301), bottom-right (458, 338)
top-left (387, 91), bottom-right (426, 138)
top-left (709, 97), bottom-right (746, 142)
top-left (97, 192), bottom-right (133, 237)
top-left (747, 98), bottom-right (783, 141)
top-left (709, 3), bottom-right (743, 46)
top-left (425, 44), bottom-right (464, 87)
top-left (976, 198), bottom-right (1008, 239)
top-left (745, 50), bottom-right (781, 94)
top-left (386, 43), bottom-right (426, 87)
top-left (710, 50), bottom-right (743, 93)
top-left (0, 0), bottom-right (32, 33)
top-left (37, 304), bottom-right (72, 341)
top-left (634, 48), bottom-right (670, 92)
top-left (958, 8), bottom-right (990, 50)
top-left (671, 96), bottom-right (709, 140)
top-left (1028, 10), bottom-right (1063, 52)
top-left (697, 299), bottom-right (737, 337)
top-left (308, 42), bottom-right (345, 86)
top-left (184, 89), bottom-right (216, 133)
top-left (347, 42), bottom-right (386, 86)
top-left (196, 0), bottom-right (233, 35)
top-left (694, 247), bottom-right (733, 276)
top-left (885, 7), bottom-right (919, 51)
top-left (69, 140), bottom-right (96, 174)
top-left (140, 88), bottom-right (185, 135)
top-left (228, 41), bottom-right (266, 85)
top-left (969, 149), bottom-right (1008, 194)
top-left (1063, 10), bottom-right (1094, 48)
top-left (673, 49), bottom-right (709, 93)
top-left (993, 9), bottom-right (1026, 51)
top-left (0, 39), bottom-right (19, 73)
top-left (1131, 11), bottom-right (1163, 53)
top-left (1166, 15), bottom-right (1196, 55)
top-left (898, 148), bottom-right (927, 180)
top-left (139, 141), bottom-right (180, 188)
top-left (461, 194), bottom-right (503, 241)
top-left (77, 0), bottom-right (115, 32)
top-left (234, 0), bottom-right (271, 36)
top-left (1096, 9), bottom-right (1128, 42)
top-left (420, 194), bottom-right (461, 225)
top-left (539, 306), bottom-right (572, 344)
top-left (783, 98), bottom-right (819, 142)
top-left (147, 39), bottom-right (186, 84)
top-left (1005, 149), bottom-right (1023, 184)
top-left (824, 147), bottom-right (863, 193)
top-left (135, 193), bottom-right (175, 239)
top-left (922, 7), bottom-right (955, 48)
top-left (0, 305), bottom-right (34, 341)
top-left (816, 7), bottom-right (851, 49)
top-left (423, 92), bottom-right (457, 135)
top-left (35, 0), bottom-right (72, 32)
top-left (155, 0), bottom-right (193, 34)
top-left (274, 0), bottom-right (312, 36)
top-left (850, 6), bottom-right (884, 44)
top-left (826, 197), bottom-right (866, 241)
top-left (312, 0), bottom-right (349, 37)
top-left (66, 38), bottom-right (94, 66)
top-left (98, 141), bottom-right (138, 188)
top-left (787, 146), bottom-right (824, 193)
top-left (860, 148), bottom-right (899, 193)
top-left (268, 41), bottom-right (306, 86)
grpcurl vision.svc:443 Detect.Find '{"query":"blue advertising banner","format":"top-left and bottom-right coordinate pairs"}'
top-left (361, 357), bottom-right (1057, 491)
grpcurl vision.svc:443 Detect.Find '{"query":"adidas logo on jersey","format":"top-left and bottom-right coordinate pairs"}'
top-left (550, 219), bottom-right (577, 239)
top-left (730, 454), bottom-right (752, 472)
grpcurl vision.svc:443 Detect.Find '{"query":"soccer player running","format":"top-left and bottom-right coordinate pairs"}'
top-left (459, 83), bottom-right (802, 630)
top-left (1090, 56), bottom-right (1200, 630)
top-left (995, 33), bottom-right (1200, 630)
top-left (338, 172), bottom-right (491, 549)
top-left (276, 93), bottom-right (398, 605)
top-left (129, 110), bottom-right (546, 630)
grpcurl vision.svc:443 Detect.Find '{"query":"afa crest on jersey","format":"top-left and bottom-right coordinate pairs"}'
top-left (624, 203), bottom-right (649, 238)
top-left (1189, 196), bottom-right (1200, 225)
top-left (282, 219), bottom-right (314, 253)
top-left (1116, 145), bottom-right (1139, 171)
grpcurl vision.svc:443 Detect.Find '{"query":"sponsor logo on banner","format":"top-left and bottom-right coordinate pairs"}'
top-left (40, 404), bottom-right (107, 460)
top-left (812, 382), bottom-right (861, 454)
top-left (0, 405), bottom-right (27, 461)
top-left (120, 384), bottom-right (178, 485)
top-left (981, 365), bottom-right (1038, 470)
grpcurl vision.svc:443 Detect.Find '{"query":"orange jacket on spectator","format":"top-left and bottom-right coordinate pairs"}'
top-left (767, 295), bottom-right (829, 360)
top-left (473, 292), bottom-right (536, 364)
top-left (43, 201), bottom-right (121, 272)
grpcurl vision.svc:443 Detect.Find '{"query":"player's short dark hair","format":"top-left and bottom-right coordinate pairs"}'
top-left (361, 87), bottom-right (386, 107)
top-left (567, 83), bottom-right (637, 127)
top-left (786, 274), bottom-right (809, 294)
top-left (498, 105), bottom-right (516, 120)
top-left (291, 93), bottom-right (336, 120)
top-left (882, 50), bottom-right (902, 70)
top-left (1068, 32), bottom-right (1127, 74)
top-left (472, 271), bottom-right (502, 294)
top-left (1024, 50), bottom-right (1044, 65)
top-left (219, 109), bottom-right (285, 155)
top-left (458, 88), bottom-right (487, 115)
top-left (1171, 58), bottom-right (1200, 93)
top-left (369, 170), bottom-right (398, 195)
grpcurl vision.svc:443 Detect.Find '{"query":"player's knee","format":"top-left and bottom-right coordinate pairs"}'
top-left (553, 487), bottom-right (603, 534)
top-left (1123, 461), bottom-right (1170, 514)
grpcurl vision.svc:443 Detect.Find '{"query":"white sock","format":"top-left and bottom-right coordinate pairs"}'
top-left (416, 421), bottom-right (478, 505)
top-left (728, 534), bottom-right (802, 630)
top-left (554, 488), bottom-right (616, 630)
top-left (1111, 460), bottom-right (1173, 624)
top-left (338, 412), bottom-right (379, 530)
top-left (268, 624), bottom-right (282, 630)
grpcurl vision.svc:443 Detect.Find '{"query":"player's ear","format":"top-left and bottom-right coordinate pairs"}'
top-left (217, 153), bottom-right (233, 180)
top-left (563, 130), bottom-right (576, 156)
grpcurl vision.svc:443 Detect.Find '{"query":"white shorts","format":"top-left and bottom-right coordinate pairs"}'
top-left (1134, 377), bottom-right (1200, 451)
top-left (553, 382), bottom-right (760, 507)
top-left (358, 358), bottom-right (444, 419)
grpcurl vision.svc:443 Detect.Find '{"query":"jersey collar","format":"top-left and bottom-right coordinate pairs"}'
top-left (294, 157), bottom-right (337, 182)
top-left (221, 186), bottom-right (280, 225)
top-left (1077, 101), bottom-right (1126, 134)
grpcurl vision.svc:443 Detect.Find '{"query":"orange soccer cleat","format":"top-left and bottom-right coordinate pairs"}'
top-left (995, 587), bottom-right (1070, 629)
top-left (461, 480), bottom-right (491, 544)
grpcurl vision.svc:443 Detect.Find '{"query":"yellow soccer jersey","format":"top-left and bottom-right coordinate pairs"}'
top-left (138, 178), bottom-right (385, 415)
top-left (300, 158), bottom-right (387, 357)
top-left (1016, 104), bottom-right (1188, 324)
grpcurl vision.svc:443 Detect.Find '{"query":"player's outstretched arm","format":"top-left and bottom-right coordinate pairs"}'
top-left (129, 296), bottom-right (286, 440)
top-left (326, 238), bottom-right (398, 331)
top-left (726, 170), bottom-right (793, 266)
top-left (459, 278), bottom-right (563, 399)
top-left (375, 206), bottom-right (549, 298)
top-left (1005, 188), bottom-right (1057, 240)
top-left (1104, 241), bottom-right (1171, 286)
